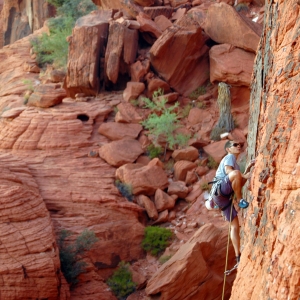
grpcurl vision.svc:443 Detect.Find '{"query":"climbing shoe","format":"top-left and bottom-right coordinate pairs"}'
top-left (238, 199), bottom-right (249, 209)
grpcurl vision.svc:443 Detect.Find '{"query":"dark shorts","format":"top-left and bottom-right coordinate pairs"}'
top-left (212, 175), bottom-right (237, 222)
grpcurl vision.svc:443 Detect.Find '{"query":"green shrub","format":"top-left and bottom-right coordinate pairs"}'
top-left (115, 180), bottom-right (134, 201)
top-left (159, 255), bottom-right (172, 264)
top-left (33, 0), bottom-right (96, 68)
top-left (47, 0), bottom-right (66, 7)
top-left (31, 16), bottom-right (73, 68)
top-left (201, 182), bottom-right (210, 191)
top-left (107, 261), bottom-right (137, 300)
top-left (142, 93), bottom-right (190, 153)
top-left (180, 104), bottom-right (192, 118)
top-left (142, 226), bottom-right (173, 256)
top-left (58, 229), bottom-right (98, 287)
top-left (196, 101), bottom-right (206, 109)
top-left (207, 156), bottom-right (219, 170)
top-left (146, 144), bottom-right (163, 159)
top-left (189, 86), bottom-right (206, 100)
top-left (164, 158), bottom-right (175, 172)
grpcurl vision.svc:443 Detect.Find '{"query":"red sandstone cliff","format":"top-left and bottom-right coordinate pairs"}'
top-left (0, 0), bottom-right (299, 299)
top-left (231, 1), bottom-right (300, 299)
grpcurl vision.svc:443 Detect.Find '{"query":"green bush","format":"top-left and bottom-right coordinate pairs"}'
top-left (142, 92), bottom-right (190, 153)
top-left (58, 229), bottom-right (98, 287)
top-left (142, 226), bottom-right (173, 256)
top-left (201, 182), bottom-right (210, 191)
top-left (158, 255), bottom-right (172, 264)
top-left (115, 180), bottom-right (134, 201)
top-left (107, 261), bottom-right (137, 300)
top-left (47, 0), bottom-right (66, 7)
top-left (189, 86), bottom-right (206, 100)
top-left (33, 0), bottom-right (97, 68)
top-left (146, 144), bottom-right (163, 159)
top-left (207, 156), bottom-right (219, 170)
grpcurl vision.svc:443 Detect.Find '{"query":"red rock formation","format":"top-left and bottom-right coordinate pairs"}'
top-left (0, 0), bottom-right (52, 48)
top-left (150, 14), bottom-right (210, 96)
top-left (0, 153), bottom-right (67, 299)
top-left (231, 1), bottom-right (300, 299)
top-left (66, 10), bottom-right (112, 97)
top-left (146, 223), bottom-right (236, 300)
top-left (209, 44), bottom-right (256, 86)
top-left (203, 3), bottom-right (262, 53)
top-left (0, 34), bottom-right (147, 299)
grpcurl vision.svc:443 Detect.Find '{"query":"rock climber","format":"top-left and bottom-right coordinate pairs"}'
top-left (211, 140), bottom-right (255, 268)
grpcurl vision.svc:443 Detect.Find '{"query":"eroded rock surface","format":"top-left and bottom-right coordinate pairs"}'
top-left (231, 1), bottom-right (300, 299)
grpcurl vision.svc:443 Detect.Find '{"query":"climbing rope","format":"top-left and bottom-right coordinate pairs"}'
top-left (221, 199), bottom-right (234, 300)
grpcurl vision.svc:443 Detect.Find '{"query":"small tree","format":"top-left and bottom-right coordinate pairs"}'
top-left (58, 229), bottom-right (98, 287)
top-left (142, 90), bottom-right (190, 159)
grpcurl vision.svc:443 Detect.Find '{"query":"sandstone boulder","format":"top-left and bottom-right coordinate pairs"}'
top-left (27, 83), bottom-right (66, 108)
top-left (154, 189), bottom-right (177, 212)
top-left (203, 3), bottom-right (262, 53)
top-left (105, 22), bottom-right (125, 84)
top-left (115, 162), bottom-right (169, 195)
top-left (136, 12), bottom-right (162, 39)
top-left (123, 82), bottom-right (145, 102)
top-left (209, 44), bottom-right (256, 86)
top-left (146, 223), bottom-right (236, 299)
top-left (115, 102), bottom-right (143, 123)
top-left (150, 15), bottom-right (210, 96)
top-left (130, 59), bottom-right (151, 82)
top-left (203, 140), bottom-right (227, 163)
top-left (154, 15), bottom-right (173, 32)
top-left (167, 181), bottom-right (189, 198)
top-left (136, 194), bottom-right (158, 220)
top-left (99, 139), bottom-right (144, 167)
top-left (144, 7), bottom-right (174, 19)
top-left (66, 10), bottom-right (112, 97)
top-left (172, 146), bottom-right (199, 162)
top-left (98, 122), bottom-right (143, 141)
top-left (173, 160), bottom-right (197, 181)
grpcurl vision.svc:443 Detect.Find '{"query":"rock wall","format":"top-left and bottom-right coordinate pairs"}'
top-left (0, 0), bottom-right (51, 48)
top-left (231, 0), bottom-right (300, 299)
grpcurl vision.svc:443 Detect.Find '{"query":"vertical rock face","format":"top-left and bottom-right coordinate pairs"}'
top-left (0, 154), bottom-right (64, 299)
top-left (66, 10), bottom-right (112, 97)
top-left (0, 0), bottom-right (52, 48)
top-left (232, 1), bottom-right (300, 299)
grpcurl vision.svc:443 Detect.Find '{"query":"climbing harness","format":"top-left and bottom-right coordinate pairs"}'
top-left (221, 200), bottom-right (235, 300)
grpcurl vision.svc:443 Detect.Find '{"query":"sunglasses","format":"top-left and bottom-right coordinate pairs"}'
top-left (231, 143), bottom-right (243, 148)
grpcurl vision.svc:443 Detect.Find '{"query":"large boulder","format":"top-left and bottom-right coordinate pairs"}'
top-left (99, 139), bottom-right (144, 167)
top-left (203, 3), bottom-right (263, 53)
top-left (146, 223), bottom-right (236, 299)
top-left (209, 44), bottom-right (256, 86)
top-left (98, 122), bottom-right (143, 141)
top-left (66, 10), bottom-right (112, 97)
top-left (27, 83), bottom-right (66, 108)
top-left (149, 15), bottom-right (210, 96)
top-left (115, 160), bottom-right (169, 195)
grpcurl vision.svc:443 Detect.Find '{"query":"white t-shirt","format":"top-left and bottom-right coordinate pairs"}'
top-left (215, 153), bottom-right (240, 179)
